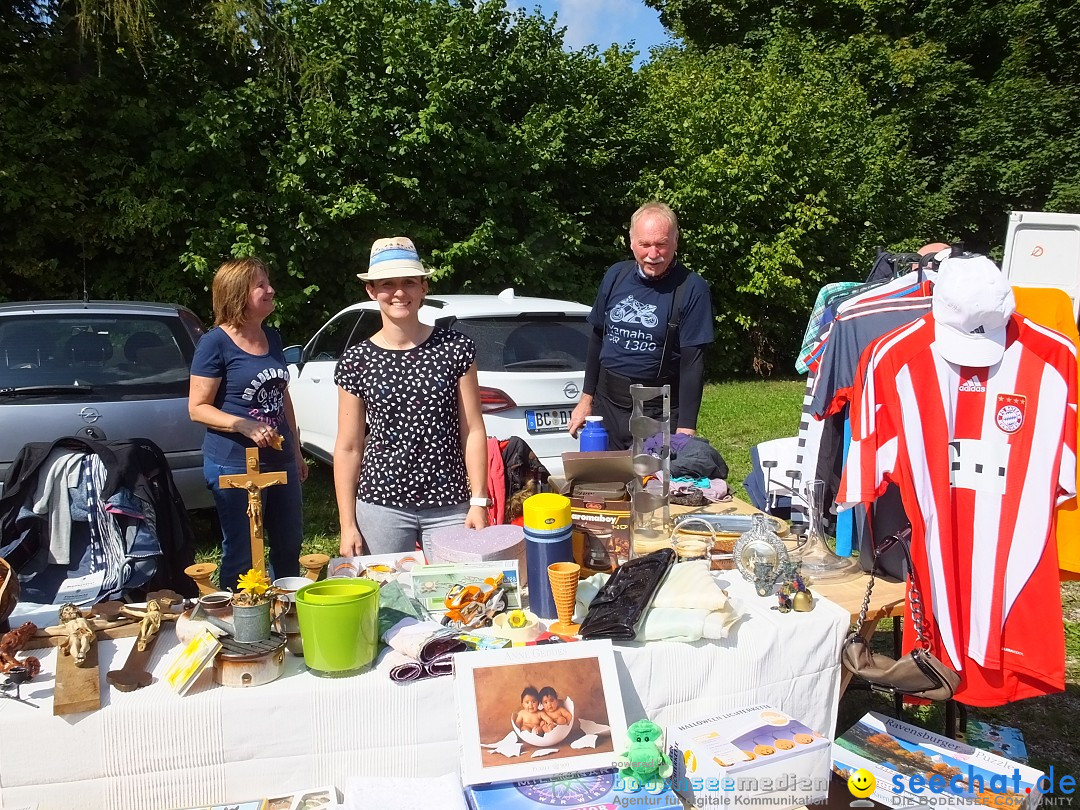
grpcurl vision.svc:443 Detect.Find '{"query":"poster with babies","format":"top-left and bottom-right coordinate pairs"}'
top-left (454, 639), bottom-right (627, 786)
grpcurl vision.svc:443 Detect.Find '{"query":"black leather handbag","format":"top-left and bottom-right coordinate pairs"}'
top-left (579, 549), bottom-right (675, 640)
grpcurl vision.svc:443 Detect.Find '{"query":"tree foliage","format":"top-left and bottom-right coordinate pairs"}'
top-left (3, 0), bottom-right (1079, 374)
top-left (645, 0), bottom-right (1080, 252)
top-left (1, 0), bottom-right (645, 336)
top-left (636, 37), bottom-right (930, 373)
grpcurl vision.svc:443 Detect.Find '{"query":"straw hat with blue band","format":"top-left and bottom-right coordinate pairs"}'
top-left (357, 236), bottom-right (434, 281)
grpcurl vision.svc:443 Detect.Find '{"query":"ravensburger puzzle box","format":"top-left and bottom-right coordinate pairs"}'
top-left (667, 704), bottom-right (831, 809)
top-left (833, 712), bottom-right (1045, 810)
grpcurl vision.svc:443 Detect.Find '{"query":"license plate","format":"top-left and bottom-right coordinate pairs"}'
top-left (526, 408), bottom-right (572, 433)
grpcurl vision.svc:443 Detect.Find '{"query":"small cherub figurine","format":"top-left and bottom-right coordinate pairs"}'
top-left (619, 718), bottom-right (673, 792)
top-left (58, 603), bottom-right (95, 666)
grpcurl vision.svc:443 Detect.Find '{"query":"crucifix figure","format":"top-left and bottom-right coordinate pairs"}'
top-left (218, 438), bottom-right (289, 575)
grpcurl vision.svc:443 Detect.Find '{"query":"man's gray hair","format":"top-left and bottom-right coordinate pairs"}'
top-left (630, 201), bottom-right (679, 234)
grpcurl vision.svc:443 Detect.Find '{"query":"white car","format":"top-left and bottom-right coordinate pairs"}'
top-left (285, 289), bottom-right (592, 476)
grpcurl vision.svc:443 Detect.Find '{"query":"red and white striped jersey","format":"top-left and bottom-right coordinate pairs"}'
top-left (838, 313), bottom-right (1078, 706)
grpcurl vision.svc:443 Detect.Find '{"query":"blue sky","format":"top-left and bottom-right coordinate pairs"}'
top-left (503, 0), bottom-right (676, 65)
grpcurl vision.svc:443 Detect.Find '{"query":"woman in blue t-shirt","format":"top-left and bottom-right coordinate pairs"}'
top-left (188, 257), bottom-right (307, 591)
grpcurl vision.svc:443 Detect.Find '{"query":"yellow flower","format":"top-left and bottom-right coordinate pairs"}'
top-left (507, 610), bottom-right (528, 628)
top-left (237, 568), bottom-right (270, 596)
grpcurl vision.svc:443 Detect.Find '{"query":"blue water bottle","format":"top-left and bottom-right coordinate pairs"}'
top-left (580, 416), bottom-right (609, 452)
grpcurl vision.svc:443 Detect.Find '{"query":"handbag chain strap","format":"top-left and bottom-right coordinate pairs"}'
top-left (853, 530), bottom-right (929, 650)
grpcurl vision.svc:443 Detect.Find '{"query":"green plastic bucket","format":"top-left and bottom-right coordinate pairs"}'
top-left (295, 579), bottom-right (380, 675)
top-left (300, 579), bottom-right (376, 605)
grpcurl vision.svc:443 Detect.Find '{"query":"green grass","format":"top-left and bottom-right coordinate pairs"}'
top-left (696, 378), bottom-right (806, 498)
top-left (190, 379), bottom-right (1079, 777)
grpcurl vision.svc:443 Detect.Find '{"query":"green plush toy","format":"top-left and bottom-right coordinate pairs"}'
top-left (619, 718), bottom-right (673, 792)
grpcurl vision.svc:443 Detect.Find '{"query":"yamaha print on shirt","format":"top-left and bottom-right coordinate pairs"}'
top-left (608, 293), bottom-right (661, 356)
top-left (588, 261), bottom-right (713, 380)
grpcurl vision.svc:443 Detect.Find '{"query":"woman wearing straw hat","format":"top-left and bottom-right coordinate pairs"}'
top-left (333, 237), bottom-right (490, 558)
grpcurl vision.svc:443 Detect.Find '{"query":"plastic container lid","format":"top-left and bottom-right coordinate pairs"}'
top-left (429, 525), bottom-right (526, 564)
top-left (522, 492), bottom-right (572, 531)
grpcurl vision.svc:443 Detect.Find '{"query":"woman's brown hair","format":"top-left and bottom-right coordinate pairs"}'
top-left (212, 257), bottom-right (269, 328)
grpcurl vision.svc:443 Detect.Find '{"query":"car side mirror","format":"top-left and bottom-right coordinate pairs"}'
top-left (283, 345), bottom-right (303, 365)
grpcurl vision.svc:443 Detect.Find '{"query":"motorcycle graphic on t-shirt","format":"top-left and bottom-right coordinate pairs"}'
top-left (609, 295), bottom-right (659, 327)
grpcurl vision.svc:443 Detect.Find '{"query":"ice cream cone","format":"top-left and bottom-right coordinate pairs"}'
top-left (547, 562), bottom-right (581, 635)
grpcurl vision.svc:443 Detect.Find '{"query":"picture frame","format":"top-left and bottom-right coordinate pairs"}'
top-left (454, 639), bottom-right (627, 786)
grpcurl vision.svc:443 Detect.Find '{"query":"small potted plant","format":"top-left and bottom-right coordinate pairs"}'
top-left (227, 569), bottom-right (279, 643)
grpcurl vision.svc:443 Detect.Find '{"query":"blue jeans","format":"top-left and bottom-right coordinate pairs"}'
top-left (204, 458), bottom-right (303, 592)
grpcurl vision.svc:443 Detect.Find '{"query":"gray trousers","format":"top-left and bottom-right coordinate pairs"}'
top-left (355, 499), bottom-right (470, 559)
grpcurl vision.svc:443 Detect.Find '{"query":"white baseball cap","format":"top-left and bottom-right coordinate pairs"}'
top-left (932, 254), bottom-right (1015, 367)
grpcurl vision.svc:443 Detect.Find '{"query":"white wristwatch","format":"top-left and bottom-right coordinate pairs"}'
top-left (469, 496), bottom-right (492, 508)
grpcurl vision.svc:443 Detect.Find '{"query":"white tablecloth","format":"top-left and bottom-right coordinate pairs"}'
top-left (0, 576), bottom-right (848, 810)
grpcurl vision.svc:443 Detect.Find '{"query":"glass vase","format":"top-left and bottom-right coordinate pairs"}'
top-left (629, 384), bottom-right (671, 559)
top-left (788, 479), bottom-right (860, 582)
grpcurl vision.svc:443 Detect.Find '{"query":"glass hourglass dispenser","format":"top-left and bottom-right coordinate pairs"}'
top-left (789, 478), bottom-right (860, 582)
top-left (629, 384), bottom-right (671, 558)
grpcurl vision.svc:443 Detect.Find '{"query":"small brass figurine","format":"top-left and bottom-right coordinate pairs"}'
top-left (771, 562), bottom-right (813, 613)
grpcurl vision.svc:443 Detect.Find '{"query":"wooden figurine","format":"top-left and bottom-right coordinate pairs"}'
top-left (54, 603), bottom-right (101, 716)
top-left (124, 600), bottom-right (165, 652)
top-left (0, 622), bottom-right (41, 678)
top-left (58, 603), bottom-right (95, 666)
top-left (218, 440), bottom-right (288, 575)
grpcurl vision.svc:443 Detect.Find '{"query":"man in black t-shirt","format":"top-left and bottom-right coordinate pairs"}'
top-left (568, 202), bottom-right (714, 451)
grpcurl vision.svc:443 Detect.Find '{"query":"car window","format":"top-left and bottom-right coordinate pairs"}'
top-left (0, 313), bottom-right (192, 396)
top-left (347, 311), bottom-right (381, 349)
top-left (444, 316), bottom-right (592, 372)
top-left (305, 311), bottom-right (379, 361)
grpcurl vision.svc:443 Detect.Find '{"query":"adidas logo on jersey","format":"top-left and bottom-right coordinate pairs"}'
top-left (958, 376), bottom-right (986, 393)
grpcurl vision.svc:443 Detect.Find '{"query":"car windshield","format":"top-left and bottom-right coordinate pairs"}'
top-left (0, 313), bottom-right (194, 397)
top-left (445, 315), bottom-right (592, 372)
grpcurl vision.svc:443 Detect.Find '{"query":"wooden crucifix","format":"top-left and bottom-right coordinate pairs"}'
top-left (48, 591), bottom-right (183, 713)
top-left (218, 438), bottom-right (288, 575)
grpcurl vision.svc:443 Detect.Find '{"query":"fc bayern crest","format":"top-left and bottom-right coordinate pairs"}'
top-left (995, 393), bottom-right (1026, 434)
